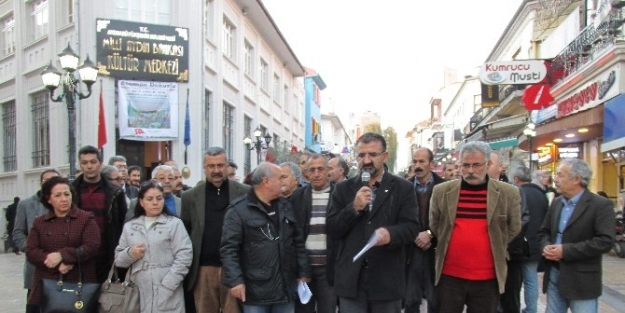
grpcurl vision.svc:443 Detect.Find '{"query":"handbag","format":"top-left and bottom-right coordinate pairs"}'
top-left (40, 248), bottom-right (100, 313)
top-left (98, 264), bottom-right (140, 313)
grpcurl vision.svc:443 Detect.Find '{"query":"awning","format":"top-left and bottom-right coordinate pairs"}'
top-left (488, 138), bottom-right (519, 150)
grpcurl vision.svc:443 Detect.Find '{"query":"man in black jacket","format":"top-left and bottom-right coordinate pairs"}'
top-left (221, 162), bottom-right (311, 312)
top-left (512, 166), bottom-right (548, 313)
top-left (405, 148), bottom-right (446, 313)
top-left (327, 132), bottom-right (419, 312)
top-left (291, 153), bottom-right (337, 313)
top-left (73, 145), bottom-right (127, 283)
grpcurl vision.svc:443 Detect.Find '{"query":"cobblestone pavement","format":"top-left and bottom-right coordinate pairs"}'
top-left (0, 250), bottom-right (623, 313)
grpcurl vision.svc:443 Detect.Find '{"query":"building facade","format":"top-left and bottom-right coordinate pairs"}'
top-left (0, 0), bottom-right (307, 215)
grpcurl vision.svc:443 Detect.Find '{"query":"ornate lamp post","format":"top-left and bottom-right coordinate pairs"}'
top-left (523, 123), bottom-right (537, 171)
top-left (243, 127), bottom-right (272, 165)
top-left (40, 43), bottom-right (98, 180)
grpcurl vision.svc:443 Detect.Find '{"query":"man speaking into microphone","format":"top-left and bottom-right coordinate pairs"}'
top-left (327, 132), bottom-right (419, 313)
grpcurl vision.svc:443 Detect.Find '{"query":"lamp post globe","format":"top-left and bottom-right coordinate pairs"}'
top-left (41, 43), bottom-right (98, 180)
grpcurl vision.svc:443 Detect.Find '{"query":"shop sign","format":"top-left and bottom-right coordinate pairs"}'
top-left (479, 60), bottom-right (549, 85)
top-left (96, 19), bottom-right (189, 82)
top-left (557, 67), bottom-right (618, 118)
top-left (558, 145), bottom-right (582, 160)
top-left (538, 151), bottom-right (552, 166)
top-left (481, 83), bottom-right (500, 107)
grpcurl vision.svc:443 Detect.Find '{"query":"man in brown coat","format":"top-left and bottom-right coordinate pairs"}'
top-left (430, 141), bottom-right (521, 313)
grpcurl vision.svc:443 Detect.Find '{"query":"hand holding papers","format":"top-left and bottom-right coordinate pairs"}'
top-left (297, 281), bottom-right (312, 304)
top-left (353, 229), bottom-right (382, 262)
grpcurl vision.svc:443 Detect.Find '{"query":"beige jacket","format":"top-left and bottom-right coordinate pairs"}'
top-left (429, 178), bottom-right (521, 293)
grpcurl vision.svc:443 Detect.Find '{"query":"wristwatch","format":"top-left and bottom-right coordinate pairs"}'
top-left (426, 229), bottom-right (434, 239)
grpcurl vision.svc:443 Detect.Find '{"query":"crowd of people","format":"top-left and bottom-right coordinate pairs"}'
top-left (4, 132), bottom-right (621, 313)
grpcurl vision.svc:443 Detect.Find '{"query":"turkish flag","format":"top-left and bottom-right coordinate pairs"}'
top-left (522, 84), bottom-right (554, 110)
top-left (97, 87), bottom-right (107, 149)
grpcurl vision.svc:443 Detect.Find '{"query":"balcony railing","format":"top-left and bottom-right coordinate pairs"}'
top-left (549, 9), bottom-right (624, 85)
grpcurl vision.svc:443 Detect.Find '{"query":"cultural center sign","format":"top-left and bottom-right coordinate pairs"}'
top-left (96, 19), bottom-right (189, 82)
top-left (479, 60), bottom-right (549, 85)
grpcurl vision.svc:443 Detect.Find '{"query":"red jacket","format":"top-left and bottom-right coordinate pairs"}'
top-left (25, 206), bottom-right (100, 305)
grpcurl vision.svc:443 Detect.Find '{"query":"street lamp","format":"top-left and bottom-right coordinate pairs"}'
top-left (243, 127), bottom-right (272, 165)
top-left (523, 122), bottom-right (537, 171)
top-left (41, 43), bottom-right (98, 180)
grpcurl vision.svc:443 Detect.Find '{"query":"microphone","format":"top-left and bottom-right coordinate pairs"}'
top-left (361, 171), bottom-right (370, 187)
top-left (361, 172), bottom-right (372, 212)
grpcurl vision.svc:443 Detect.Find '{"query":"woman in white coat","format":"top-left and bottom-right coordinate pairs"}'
top-left (115, 181), bottom-right (193, 313)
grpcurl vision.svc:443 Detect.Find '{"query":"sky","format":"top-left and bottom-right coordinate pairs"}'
top-left (262, 0), bottom-right (523, 166)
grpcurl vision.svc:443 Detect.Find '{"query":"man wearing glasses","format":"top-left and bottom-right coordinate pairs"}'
top-left (109, 155), bottom-right (139, 199)
top-left (430, 141), bottom-right (521, 313)
top-left (327, 132), bottom-right (419, 312)
top-left (181, 147), bottom-right (250, 313)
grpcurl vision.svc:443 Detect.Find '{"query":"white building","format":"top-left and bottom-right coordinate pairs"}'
top-left (0, 0), bottom-right (306, 213)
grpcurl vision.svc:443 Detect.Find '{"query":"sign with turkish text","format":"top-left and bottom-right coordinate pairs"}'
top-left (556, 65), bottom-right (619, 118)
top-left (96, 19), bottom-right (189, 82)
top-left (479, 60), bottom-right (549, 85)
top-left (558, 144), bottom-right (582, 160)
top-left (118, 80), bottom-right (179, 141)
top-left (481, 83), bottom-right (500, 107)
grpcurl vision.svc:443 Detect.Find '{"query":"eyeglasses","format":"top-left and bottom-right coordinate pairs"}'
top-left (204, 163), bottom-right (227, 170)
top-left (461, 162), bottom-right (487, 170)
top-left (308, 167), bottom-right (326, 173)
top-left (357, 151), bottom-right (385, 159)
top-left (108, 177), bottom-right (124, 182)
top-left (260, 223), bottom-right (279, 241)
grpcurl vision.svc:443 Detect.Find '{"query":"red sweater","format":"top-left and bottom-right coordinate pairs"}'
top-left (442, 179), bottom-right (495, 280)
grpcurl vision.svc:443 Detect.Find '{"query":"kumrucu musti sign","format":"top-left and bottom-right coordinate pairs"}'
top-left (479, 60), bottom-right (550, 85)
top-left (96, 19), bottom-right (189, 82)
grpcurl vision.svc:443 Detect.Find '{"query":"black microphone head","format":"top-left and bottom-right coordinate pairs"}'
top-left (361, 171), bottom-right (371, 186)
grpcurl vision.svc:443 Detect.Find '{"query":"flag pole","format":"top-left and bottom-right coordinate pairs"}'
top-left (184, 88), bottom-right (191, 164)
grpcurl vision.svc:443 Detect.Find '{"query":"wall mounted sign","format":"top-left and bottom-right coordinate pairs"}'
top-left (96, 19), bottom-right (189, 82)
top-left (479, 60), bottom-right (549, 85)
top-left (556, 65), bottom-right (619, 118)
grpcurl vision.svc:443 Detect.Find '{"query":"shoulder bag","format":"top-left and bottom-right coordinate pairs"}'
top-left (40, 248), bottom-right (100, 313)
top-left (98, 263), bottom-right (140, 313)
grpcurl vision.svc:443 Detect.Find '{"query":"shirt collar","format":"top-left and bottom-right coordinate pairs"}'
top-left (563, 190), bottom-right (584, 206)
top-left (415, 173), bottom-right (434, 188)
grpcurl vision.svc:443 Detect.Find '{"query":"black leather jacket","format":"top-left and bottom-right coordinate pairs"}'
top-left (220, 191), bottom-right (311, 305)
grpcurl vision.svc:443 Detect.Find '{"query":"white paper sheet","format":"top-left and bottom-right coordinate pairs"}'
top-left (353, 229), bottom-right (381, 262)
top-left (298, 281), bottom-right (312, 304)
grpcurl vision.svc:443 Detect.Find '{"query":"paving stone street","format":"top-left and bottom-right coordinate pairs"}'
top-left (0, 250), bottom-right (623, 312)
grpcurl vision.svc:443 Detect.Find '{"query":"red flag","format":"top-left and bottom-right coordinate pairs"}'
top-left (97, 88), bottom-right (107, 149)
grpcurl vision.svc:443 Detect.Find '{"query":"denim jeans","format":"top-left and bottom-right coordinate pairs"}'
top-left (521, 261), bottom-right (539, 313)
top-left (242, 301), bottom-right (294, 313)
top-left (546, 267), bottom-right (598, 313)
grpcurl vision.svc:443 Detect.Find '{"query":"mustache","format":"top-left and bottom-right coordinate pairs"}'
top-left (464, 174), bottom-right (479, 180)
top-left (211, 173), bottom-right (223, 178)
top-left (414, 168), bottom-right (424, 173)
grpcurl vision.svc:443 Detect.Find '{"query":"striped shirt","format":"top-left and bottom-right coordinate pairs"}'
top-left (306, 185), bottom-right (331, 266)
top-left (442, 178), bottom-right (496, 281)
